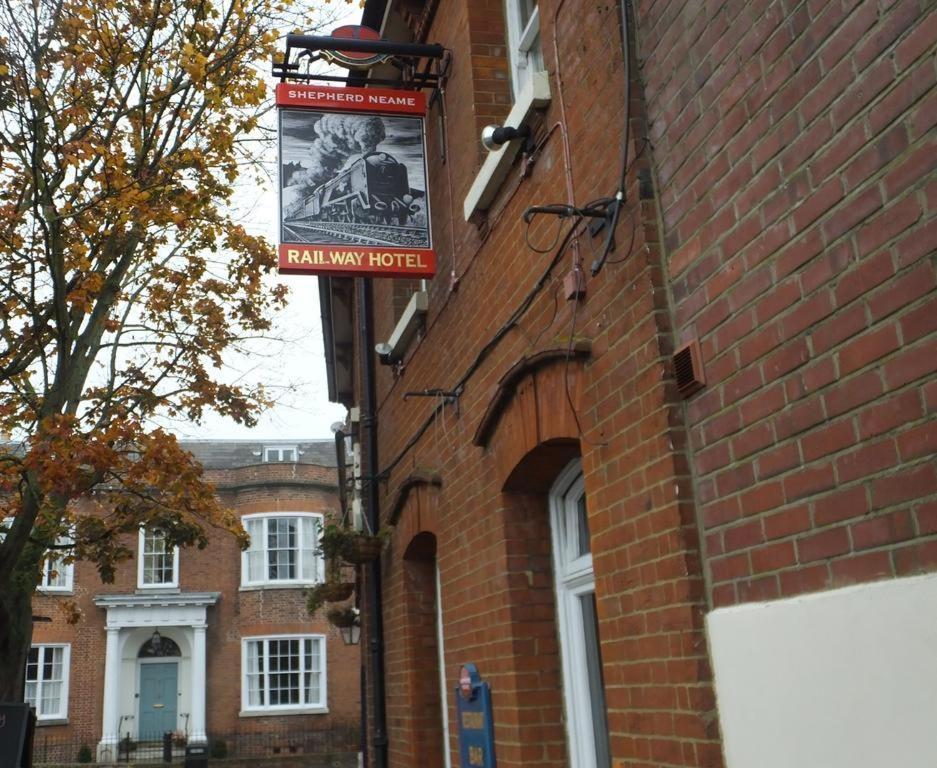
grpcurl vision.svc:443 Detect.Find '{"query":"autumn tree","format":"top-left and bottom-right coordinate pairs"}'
top-left (0, 0), bottom-right (348, 701)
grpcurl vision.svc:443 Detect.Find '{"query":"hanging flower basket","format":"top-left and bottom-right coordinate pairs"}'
top-left (341, 534), bottom-right (383, 564)
top-left (319, 521), bottom-right (389, 566)
top-left (326, 606), bottom-right (359, 629)
top-left (320, 580), bottom-right (355, 602)
top-left (306, 580), bottom-right (355, 615)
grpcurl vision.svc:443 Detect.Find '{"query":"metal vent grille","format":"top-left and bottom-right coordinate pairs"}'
top-left (673, 339), bottom-right (705, 398)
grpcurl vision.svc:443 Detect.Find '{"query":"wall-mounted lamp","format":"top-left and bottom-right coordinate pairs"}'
top-left (375, 342), bottom-right (394, 365)
top-left (481, 123), bottom-right (531, 152)
top-left (150, 628), bottom-right (164, 653)
top-left (339, 620), bottom-right (361, 646)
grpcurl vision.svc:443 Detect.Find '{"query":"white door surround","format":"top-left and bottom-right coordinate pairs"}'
top-left (93, 592), bottom-right (218, 761)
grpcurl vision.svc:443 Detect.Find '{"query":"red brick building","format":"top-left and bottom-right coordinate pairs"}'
top-left (313, 1), bottom-right (936, 767)
top-left (28, 440), bottom-right (359, 763)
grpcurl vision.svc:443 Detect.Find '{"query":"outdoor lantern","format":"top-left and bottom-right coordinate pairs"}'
top-left (339, 620), bottom-right (361, 646)
top-left (150, 628), bottom-right (164, 653)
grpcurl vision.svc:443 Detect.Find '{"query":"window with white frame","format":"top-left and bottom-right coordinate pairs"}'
top-left (242, 635), bottom-right (326, 713)
top-left (242, 514), bottom-right (323, 587)
top-left (1, 520), bottom-right (74, 593)
top-left (137, 528), bottom-right (179, 588)
top-left (39, 548), bottom-right (74, 592)
top-left (505, 0), bottom-right (543, 98)
top-left (25, 644), bottom-right (70, 720)
top-left (263, 445), bottom-right (296, 463)
top-left (549, 460), bottom-right (610, 768)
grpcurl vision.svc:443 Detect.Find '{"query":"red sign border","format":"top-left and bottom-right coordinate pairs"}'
top-left (278, 244), bottom-right (436, 279)
top-left (275, 83), bottom-right (426, 116)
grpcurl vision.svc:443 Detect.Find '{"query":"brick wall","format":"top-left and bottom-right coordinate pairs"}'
top-left (635, 0), bottom-right (937, 606)
top-left (345, 0), bottom-right (937, 765)
top-left (363, 1), bottom-right (723, 766)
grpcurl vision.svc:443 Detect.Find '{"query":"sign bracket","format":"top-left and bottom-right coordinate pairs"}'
top-left (273, 34), bottom-right (449, 94)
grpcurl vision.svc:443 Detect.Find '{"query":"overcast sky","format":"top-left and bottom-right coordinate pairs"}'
top-left (172, 4), bottom-right (362, 442)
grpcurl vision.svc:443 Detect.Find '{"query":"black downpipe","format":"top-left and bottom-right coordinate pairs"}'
top-left (360, 663), bottom-right (369, 766)
top-left (358, 277), bottom-right (388, 768)
top-left (334, 427), bottom-right (347, 520)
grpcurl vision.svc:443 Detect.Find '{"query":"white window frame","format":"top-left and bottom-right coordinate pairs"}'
top-left (25, 644), bottom-right (70, 721)
top-left (1, 519), bottom-right (75, 594)
top-left (504, 0), bottom-right (543, 97)
top-left (263, 445), bottom-right (297, 463)
top-left (39, 547), bottom-right (74, 593)
top-left (137, 528), bottom-right (179, 589)
top-left (549, 459), bottom-right (609, 768)
top-left (241, 513), bottom-right (325, 588)
top-left (240, 634), bottom-right (327, 715)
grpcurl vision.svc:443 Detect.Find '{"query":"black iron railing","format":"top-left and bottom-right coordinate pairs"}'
top-left (31, 722), bottom-right (359, 765)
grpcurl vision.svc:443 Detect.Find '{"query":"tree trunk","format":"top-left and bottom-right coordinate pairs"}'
top-left (0, 569), bottom-right (34, 702)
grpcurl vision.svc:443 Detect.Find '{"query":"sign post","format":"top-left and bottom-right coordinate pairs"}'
top-left (455, 664), bottom-right (496, 768)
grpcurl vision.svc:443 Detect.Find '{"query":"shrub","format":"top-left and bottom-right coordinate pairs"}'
top-left (77, 745), bottom-right (93, 763)
top-left (210, 738), bottom-right (228, 759)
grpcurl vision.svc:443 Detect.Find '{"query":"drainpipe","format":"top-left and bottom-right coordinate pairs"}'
top-left (358, 277), bottom-right (388, 768)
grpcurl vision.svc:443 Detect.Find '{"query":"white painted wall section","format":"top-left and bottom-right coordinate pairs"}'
top-left (707, 573), bottom-right (937, 768)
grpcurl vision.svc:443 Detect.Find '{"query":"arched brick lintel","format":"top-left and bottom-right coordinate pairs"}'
top-left (472, 343), bottom-right (591, 448)
top-left (388, 473), bottom-right (444, 554)
top-left (387, 469), bottom-right (443, 526)
top-left (476, 351), bottom-right (590, 493)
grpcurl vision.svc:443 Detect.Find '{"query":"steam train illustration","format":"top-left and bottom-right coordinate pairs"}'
top-left (288, 151), bottom-right (423, 226)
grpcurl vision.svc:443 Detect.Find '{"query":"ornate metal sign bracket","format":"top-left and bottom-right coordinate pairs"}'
top-left (273, 32), bottom-right (450, 93)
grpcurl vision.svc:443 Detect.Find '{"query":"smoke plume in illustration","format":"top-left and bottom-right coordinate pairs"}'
top-left (295, 115), bottom-right (387, 192)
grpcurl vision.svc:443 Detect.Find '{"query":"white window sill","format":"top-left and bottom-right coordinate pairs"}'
top-left (239, 583), bottom-right (317, 592)
top-left (239, 707), bottom-right (328, 718)
top-left (36, 717), bottom-right (68, 726)
top-left (462, 70), bottom-right (552, 220)
top-left (37, 588), bottom-right (74, 596)
top-left (135, 585), bottom-right (180, 593)
top-left (384, 291), bottom-right (428, 363)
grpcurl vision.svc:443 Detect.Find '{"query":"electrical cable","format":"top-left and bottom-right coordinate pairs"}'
top-left (603, 195), bottom-right (638, 265)
top-left (562, 267), bottom-right (607, 447)
top-left (526, 279), bottom-right (562, 349)
top-left (602, 138), bottom-right (650, 266)
top-left (380, 219), bottom-right (584, 479)
top-left (525, 211), bottom-right (566, 254)
top-left (451, 219), bottom-right (583, 393)
top-left (590, 0), bottom-right (631, 277)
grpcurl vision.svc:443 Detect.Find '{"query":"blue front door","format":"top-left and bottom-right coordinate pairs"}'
top-left (139, 662), bottom-right (178, 739)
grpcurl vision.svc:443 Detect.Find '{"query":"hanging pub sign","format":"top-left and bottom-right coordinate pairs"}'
top-left (276, 81), bottom-right (435, 279)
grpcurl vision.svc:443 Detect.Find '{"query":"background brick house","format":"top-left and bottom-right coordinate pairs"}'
top-left (28, 440), bottom-right (360, 763)
top-left (314, 0), bottom-right (936, 767)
